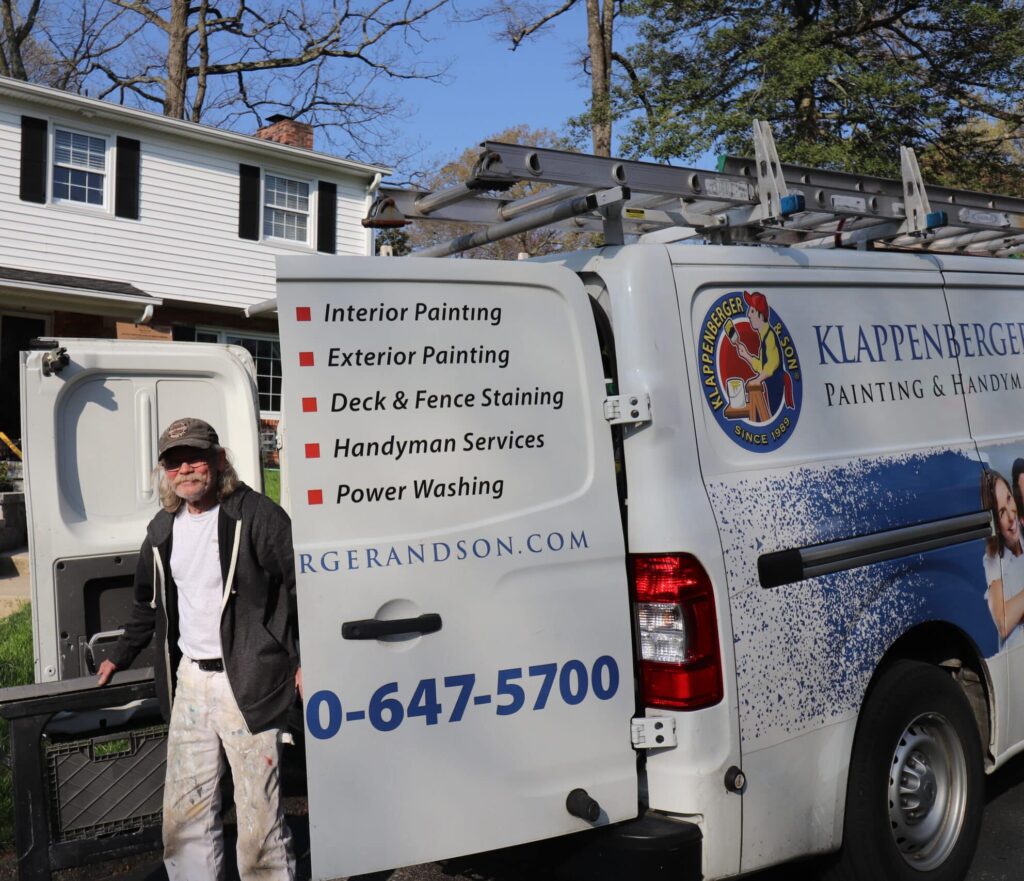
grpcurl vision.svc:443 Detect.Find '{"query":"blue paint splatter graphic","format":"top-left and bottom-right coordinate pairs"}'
top-left (708, 448), bottom-right (998, 746)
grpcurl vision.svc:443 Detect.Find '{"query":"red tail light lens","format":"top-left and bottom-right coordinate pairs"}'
top-left (631, 553), bottom-right (723, 710)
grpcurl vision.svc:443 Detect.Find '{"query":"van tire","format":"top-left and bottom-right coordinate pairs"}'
top-left (824, 659), bottom-right (983, 881)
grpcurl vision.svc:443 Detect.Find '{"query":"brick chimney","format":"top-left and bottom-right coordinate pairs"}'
top-left (256, 115), bottom-right (313, 150)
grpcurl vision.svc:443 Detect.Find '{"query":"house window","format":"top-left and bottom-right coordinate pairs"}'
top-left (197, 329), bottom-right (282, 414)
top-left (263, 174), bottom-right (310, 243)
top-left (52, 128), bottom-right (106, 206)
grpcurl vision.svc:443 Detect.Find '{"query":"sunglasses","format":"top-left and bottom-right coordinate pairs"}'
top-left (161, 452), bottom-right (212, 472)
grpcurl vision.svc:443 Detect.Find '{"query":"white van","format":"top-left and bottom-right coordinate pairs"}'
top-left (21, 242), bottom-right (1024, 881)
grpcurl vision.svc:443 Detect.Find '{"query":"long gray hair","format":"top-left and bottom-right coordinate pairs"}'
top-left (157, 446), bottom-right (241, 513)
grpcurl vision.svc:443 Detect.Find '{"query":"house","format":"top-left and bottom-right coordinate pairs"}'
top-left (0, 76), bottom-right (388, 454)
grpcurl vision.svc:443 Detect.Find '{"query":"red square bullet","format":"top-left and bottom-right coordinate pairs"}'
top-left (307, 489), bottom-right (323, 505)
top-left (299, 351), bottom-right (315, 367)
top-left (302, 397), bottom-right (317, 412)
top-left (305, 443), bottom-right (320, 458)
top-left (296, 306), bottom-right (311, 322)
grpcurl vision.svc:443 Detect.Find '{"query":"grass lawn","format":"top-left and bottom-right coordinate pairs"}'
top-left (264, 468), bottom-right (281, 504)
top-left (0, 603), bottom-right (34, 846)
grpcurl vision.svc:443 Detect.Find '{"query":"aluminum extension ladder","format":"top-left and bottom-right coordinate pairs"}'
top-left (363, 121), bottom-right (1024, 259)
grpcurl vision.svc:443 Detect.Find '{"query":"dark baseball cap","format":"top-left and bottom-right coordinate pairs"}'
top-left (158, 418), bottom-right (220, 458)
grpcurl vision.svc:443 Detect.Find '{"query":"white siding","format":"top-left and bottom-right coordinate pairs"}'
top-left (0, 97), bottom-right (374, 311)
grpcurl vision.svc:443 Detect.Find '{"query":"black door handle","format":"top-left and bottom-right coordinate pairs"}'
top-left (341, 613), bottom-right (442, 640)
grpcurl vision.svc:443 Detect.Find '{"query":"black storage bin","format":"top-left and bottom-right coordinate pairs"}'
top-left (45, 723), bottom-right (167, 842)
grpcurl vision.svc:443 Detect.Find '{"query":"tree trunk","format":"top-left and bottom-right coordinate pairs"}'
top-left (164, 0), bottom-right (189, 118)
top-left (787, 1), bottom-right (818, 145)
top-left (585, 0), bottom-right (612, 156)
top-left (1, 0), bottom-right (27, 79)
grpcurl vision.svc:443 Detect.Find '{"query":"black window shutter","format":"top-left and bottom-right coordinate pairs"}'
top-left (317, 181), bottom-right (337, 253)
top-left (20, 116), bottom-right (47, 203)
top-left (239, 164), bottom-right (261, 240)
top-left (115, 136), bottom-right (141, 219)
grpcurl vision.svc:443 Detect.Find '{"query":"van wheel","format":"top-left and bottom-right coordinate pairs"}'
top-left (825, 660), bottom-right (984, 881)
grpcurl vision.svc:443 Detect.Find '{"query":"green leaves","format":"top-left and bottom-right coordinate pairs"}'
top-left (615, 0), bottom-right (1024, 191)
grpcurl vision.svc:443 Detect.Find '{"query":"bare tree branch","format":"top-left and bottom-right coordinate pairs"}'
top-left (0, 0), bottom-right (42, 78)
top-left (501, 0), bottom-right (577, 50)
top-left (612, 50), bottom-right (652, 125)
top-left (107, 0), bottom-right (170, 32)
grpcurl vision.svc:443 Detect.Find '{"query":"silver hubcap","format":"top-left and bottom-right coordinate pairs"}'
top-left (888, 712), bottom-right (967, 871)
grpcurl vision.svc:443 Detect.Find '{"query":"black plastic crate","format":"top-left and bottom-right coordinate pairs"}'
top-left (45, 723), bottom-right (167, 842)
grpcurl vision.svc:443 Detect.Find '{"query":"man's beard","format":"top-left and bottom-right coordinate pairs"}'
top-left (172, 469), bottom-right (214, 502)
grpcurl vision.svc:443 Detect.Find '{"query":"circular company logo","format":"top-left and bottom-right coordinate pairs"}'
top-left (697, 290), bottom-right (802, 452)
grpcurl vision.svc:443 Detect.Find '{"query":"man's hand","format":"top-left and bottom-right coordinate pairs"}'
top-left (96, 659), bottom-right (118, 686)
top-left (295, 667), bottom-right (303, 700)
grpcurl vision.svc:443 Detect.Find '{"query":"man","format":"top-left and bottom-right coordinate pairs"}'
top-left (97, 417), bottom-right (300, 881)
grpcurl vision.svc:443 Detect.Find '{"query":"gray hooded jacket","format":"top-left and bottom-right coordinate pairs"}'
top-left (109, 482), bottom-right (299, 733)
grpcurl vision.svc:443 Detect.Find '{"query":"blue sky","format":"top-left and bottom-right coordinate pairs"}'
top-left (386, 5), bottom-right (595, 176)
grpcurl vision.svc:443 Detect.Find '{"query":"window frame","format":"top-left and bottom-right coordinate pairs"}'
top-left (49, 123), bottom-right (112, 212)
top-left (261, 169), bottom-right (316, 249)
top-left (197, 327), bottom-right (282, 417)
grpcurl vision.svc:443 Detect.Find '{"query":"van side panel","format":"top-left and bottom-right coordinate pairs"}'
top-left (674, 250), bottom-right (995, 874)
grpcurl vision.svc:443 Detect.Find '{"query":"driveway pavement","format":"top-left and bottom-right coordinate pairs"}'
top-left (9, 753), bottom-right (1020, 881)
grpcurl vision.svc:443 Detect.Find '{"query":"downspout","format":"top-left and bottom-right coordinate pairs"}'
top-left (367, 173), bottom-right (383, 255)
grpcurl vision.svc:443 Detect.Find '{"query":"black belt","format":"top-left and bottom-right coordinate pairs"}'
top-left (192, 657), bottom-right (224, 672)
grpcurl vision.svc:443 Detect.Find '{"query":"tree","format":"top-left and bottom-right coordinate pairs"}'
top-left (2, 2), bottom-right (143, 90)
top-left (62, 0), bottom-right (451, 161)
top-left (0, 0), bottom-right (40, 80)
top-left (375, 226), bottom-right (411, 256)
top-left (618, 1), bottom-right (1024, 188)
top-left (480, 1), bottom-right (618, 156)
top-left (406, 125), bottom-right (595, 258)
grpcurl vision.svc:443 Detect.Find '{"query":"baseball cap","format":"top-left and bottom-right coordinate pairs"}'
top-left (158, 418), bottom-right (219, 458)
top-left (743, 290), bottom-right (769, 319)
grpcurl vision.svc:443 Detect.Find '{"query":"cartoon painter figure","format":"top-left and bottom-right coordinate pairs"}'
top-left (730, 290), bottom-right (794, 422)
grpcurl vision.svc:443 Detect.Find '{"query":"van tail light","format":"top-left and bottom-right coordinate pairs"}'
top-left (631, 553), bottom-right (723, 710)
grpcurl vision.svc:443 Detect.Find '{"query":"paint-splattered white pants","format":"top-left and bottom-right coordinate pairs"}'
top-left (162, 657), bottom-right (296, 881)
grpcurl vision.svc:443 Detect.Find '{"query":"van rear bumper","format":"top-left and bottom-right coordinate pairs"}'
top-left (539, 811), bottom-right (702, 880)
top-left (605, 810), bottom-right (702, 851)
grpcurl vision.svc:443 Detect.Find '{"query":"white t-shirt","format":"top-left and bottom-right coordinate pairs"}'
top-left (170, 504), bottom-right (224, 660)
top-left (985, 541), bottom-right (1024, 650)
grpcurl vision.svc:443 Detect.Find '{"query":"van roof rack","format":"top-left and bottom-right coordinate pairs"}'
top-left (364, 121), bottom-right (1024, 259)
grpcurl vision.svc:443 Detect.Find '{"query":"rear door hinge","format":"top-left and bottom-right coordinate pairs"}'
top-left (604, 393), bottom-right (651, 425)
top-left (631, 716), bottom-right (677, 749)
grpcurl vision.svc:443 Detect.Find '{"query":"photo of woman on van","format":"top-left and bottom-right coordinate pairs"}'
top-left (982, 468), bottom-right (1024, 649)
top-left (1013, 458), bottom-right (1024, 523)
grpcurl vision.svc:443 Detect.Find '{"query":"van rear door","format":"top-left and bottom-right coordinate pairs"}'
top-left (276, 256), bottom-right (637, 880)
top-left (20, 339), bottom-right (263, 682)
